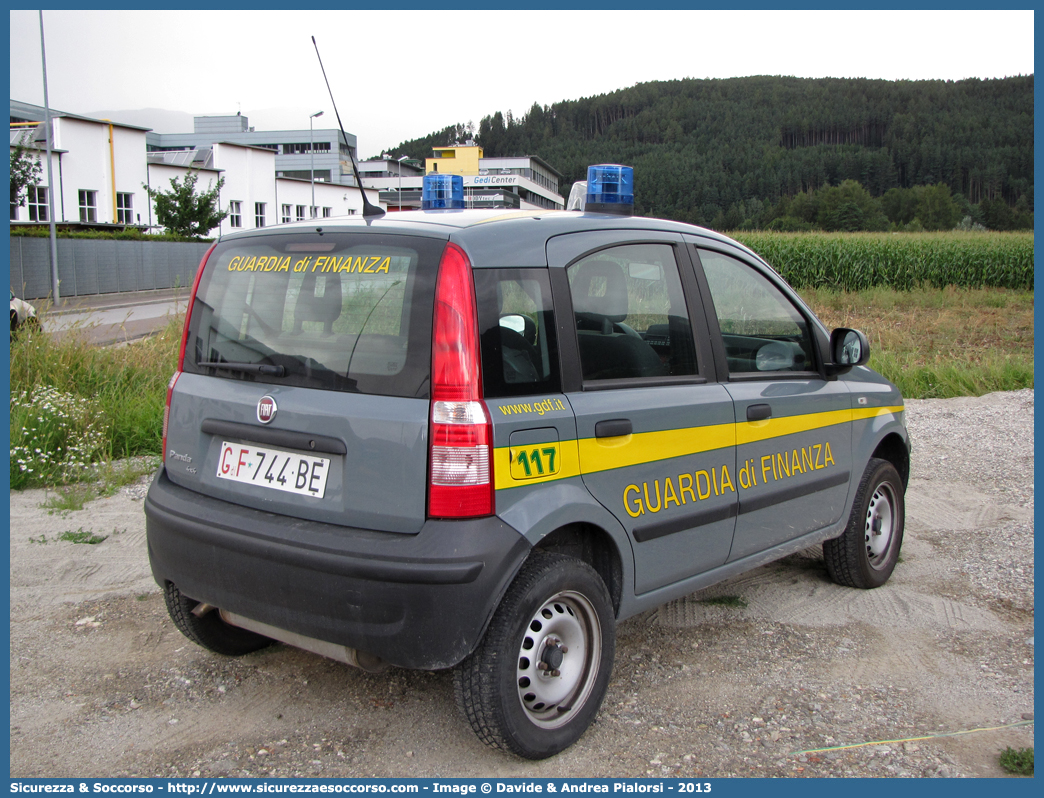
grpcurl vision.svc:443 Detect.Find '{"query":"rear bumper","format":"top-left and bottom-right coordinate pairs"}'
top-left (144, 467), bottom-right (531, 670)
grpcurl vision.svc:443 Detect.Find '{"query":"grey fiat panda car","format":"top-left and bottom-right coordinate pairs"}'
top-left (145, 166), bottom-right (909, 759)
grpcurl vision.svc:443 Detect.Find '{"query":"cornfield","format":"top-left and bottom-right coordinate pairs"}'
top-left (730, 231), bottom-right (1034, 291)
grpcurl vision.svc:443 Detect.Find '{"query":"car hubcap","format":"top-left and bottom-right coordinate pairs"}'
top-left (865, 482), bottom-right (896, 569)
top-left (516, 590), bottom-right (601, 729)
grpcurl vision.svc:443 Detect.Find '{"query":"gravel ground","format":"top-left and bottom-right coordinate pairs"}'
top-left (9, 390), bottom-right (1034, 778)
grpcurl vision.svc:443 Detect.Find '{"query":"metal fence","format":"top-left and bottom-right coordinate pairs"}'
top-left (9, 237), bottom-right (211, 300)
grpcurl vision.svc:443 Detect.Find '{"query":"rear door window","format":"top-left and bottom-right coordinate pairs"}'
top-left (184, 232), bottom-right (444, 397)
top-left (474, 269), bottom-right (560, 398)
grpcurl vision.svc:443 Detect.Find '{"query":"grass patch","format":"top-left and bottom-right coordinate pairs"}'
top-left (58, 527), bottom-right (109, 545)
top-left (28, 527), bottom-right (118, 545)
top-left (40, 484), bottom-right (97, 515)
top-left (803, 286), bottom-right (1033, 399)
top-left (999, 746), bottom-right (1033, 776)
top-left (38, 457), bottom-right (160, 514)
top-left (10, 315), bottom-right (180, 489)
top-left (699, 595), bottom-right (748, 608)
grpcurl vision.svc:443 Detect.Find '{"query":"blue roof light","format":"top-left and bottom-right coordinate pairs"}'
top-left (585, 164), bottom-right (634, 215)
top-left (422, 173), bottom-right (465, 210)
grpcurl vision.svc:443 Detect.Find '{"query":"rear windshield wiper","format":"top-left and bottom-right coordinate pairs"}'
top-left (197, 361), bottom-right (286, 377)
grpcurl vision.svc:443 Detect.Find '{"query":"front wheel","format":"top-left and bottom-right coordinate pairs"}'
top-left (824, 458), bottom-right (905, 588)
top-left (453, 551), bottom-right (615, 759)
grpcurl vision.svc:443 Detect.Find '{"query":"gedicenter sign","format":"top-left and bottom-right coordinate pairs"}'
top-left (468, 175), bottom-right (518, 186)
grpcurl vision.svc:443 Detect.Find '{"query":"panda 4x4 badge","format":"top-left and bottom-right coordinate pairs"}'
top-left (257, 395), bottom-right (277, 424)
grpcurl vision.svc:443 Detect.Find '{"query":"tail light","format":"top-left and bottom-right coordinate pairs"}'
top-left (428, 242), bottom-right (493, 518)
top-left (161, 371), bottom-right (180, 465)
top-left (163, 243), bottom-right (216, 466)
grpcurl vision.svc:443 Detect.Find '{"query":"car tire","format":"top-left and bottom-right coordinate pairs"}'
top-left (823, 457), bottom-right (905, 589)
top-left (453, 551), bottom-right (615, 760)
top-left (11, 310), bottom-right (18, 332)
top-left (163, 581), bottom-right (273, 656)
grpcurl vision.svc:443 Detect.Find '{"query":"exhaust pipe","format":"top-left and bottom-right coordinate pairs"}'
top-left (220, 609), bottom-right (388, 673)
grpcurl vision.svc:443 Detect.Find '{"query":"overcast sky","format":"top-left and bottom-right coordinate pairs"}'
top-left (9, 9), bottom-right (1035, 158)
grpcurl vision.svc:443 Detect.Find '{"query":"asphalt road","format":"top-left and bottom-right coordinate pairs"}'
top-left (39, 289), bottom-right (187, 345)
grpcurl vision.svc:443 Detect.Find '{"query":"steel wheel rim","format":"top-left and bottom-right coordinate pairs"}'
top-left (515, 590), bottom-right (601, 729)
top-left (865, 481), bottom-right (896, 569)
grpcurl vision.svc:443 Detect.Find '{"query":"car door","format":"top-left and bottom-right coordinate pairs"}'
top-left (688, 242), bottom-right (853, 562)
top-left (547, 231), bottom-right (738, 595)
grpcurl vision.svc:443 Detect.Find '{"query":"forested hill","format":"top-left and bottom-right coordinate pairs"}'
top-left (384, 75), bottom-right (1033, 228)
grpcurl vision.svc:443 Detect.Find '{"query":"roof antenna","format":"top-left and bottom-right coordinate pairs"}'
top-left (312, 35), bottom-right (385, 219)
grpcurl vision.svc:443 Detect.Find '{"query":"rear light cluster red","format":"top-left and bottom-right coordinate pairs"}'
top-left (428, 243), bottom-right (494, 518)
top-left (163, 243), bottom-right (216, 466)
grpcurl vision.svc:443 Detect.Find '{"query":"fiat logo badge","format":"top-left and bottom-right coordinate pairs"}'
top-left (257, 395), bottom-right (277, 424)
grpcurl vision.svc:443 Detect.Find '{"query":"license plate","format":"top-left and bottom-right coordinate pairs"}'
top-left (216, 441), bottom-right (331, 499)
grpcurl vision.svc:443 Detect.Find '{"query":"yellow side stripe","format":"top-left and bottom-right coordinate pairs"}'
top-left (493, 405), bottom-right (903, 490)
top-left (577, 422), bottom-right (736, 475)
top-left (736, 405), bottom-right (903, 445)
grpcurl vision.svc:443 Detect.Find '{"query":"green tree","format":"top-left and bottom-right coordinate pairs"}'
top-left (10, 133), bottom-right (43, 212)
top-left (788, 190), bottom-right (820, 224)
top-left (881, 186), bottom-right (922, 226)
top-left (1012, 194), bottom-right (1034, 230)
top-left (817, 180), bottom-right (888, 231)
top-left (917, 183), bottom-right (960, 230)
top-left (142, 171), bottom-right (228, 238)
top-left (979, 197), bottom-right (1013, 231)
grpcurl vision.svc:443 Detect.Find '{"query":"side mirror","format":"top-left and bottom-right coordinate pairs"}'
top-left (827, 328), bottom-right (870, 374)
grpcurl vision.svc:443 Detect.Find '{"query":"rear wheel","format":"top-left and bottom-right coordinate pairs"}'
top-left (824, 458), bottom-right (905, 588)
top-left (454, 551), bottom-right (615, 759)
top-left (163, 581), bottom-right (272, 656)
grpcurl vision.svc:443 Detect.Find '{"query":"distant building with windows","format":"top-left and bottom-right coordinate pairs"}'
top-left (360, 143), bottom-right (565, 211)
top-left (10, 100), bottom-right (381, 237)
top-left (146, 113), bottom-right (361, 187)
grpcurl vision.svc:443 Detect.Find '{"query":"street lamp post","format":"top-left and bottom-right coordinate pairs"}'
top-left (309, 110), bottom-right (324, 218)
top-left (397, 155), bottom-right (408, 211)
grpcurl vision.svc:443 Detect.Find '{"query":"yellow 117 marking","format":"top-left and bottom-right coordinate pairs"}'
top-left (510, 444), bottom-right (561, 480)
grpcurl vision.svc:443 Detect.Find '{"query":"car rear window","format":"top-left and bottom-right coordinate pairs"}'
top-left (184, 231), bottom-right (443, 397)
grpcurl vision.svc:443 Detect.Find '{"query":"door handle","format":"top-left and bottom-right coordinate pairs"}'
top-left (746, 404), bottom-right (772, 422)
top-left (595, 418), bottom-right (632, 438)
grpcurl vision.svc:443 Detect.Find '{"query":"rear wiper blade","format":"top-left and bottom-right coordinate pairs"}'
top-left (197, 361), bottom-right (286, 377)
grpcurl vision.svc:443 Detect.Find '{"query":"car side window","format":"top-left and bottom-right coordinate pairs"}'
top-left (474, 269), bottom-right (561, 398)
top-left (697, 249), bottom-right (815, 375)
top-left (567, 244), bottom-right (697, 382)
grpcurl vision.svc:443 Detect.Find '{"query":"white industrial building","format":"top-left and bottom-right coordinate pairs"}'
top-left (10, 100), bottom-right (381, 237)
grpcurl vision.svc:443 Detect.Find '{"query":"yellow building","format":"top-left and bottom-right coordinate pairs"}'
top-left (425, 143), bottom-right (483, 175)
top-left (363, 145), bottom-right (564, 210)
